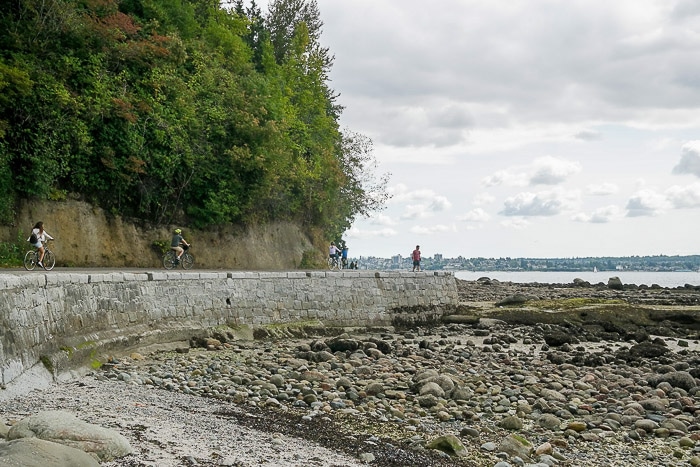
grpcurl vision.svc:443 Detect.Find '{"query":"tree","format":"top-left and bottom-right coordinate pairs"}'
top-left (265, 0), bottom-right (323, 64)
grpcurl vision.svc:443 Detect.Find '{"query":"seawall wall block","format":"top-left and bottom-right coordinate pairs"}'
top-left (0, 271), bottom-right (457, 396)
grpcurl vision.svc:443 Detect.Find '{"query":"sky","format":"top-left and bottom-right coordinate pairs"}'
top-left (253, 0), bottom-right (700, 259)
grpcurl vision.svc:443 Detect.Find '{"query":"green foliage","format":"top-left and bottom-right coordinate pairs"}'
top-left (39, 355), bottom-right (54, 373)
top-left (0, 0), bottom-right (389, 242)
top-left (151, 240), bottom-right (170, 255)
top-left (299, 248), bottom-right (323, 269)
top-left (0, 237), bottom-right (23, 267)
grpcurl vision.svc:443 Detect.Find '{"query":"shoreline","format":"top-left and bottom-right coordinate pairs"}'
top-left (2, 279), bottom-right (700, 466)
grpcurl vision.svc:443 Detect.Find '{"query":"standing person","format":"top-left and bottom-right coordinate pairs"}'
top-left (412, 245), bottom-right (421, 272)
top-left (341, 244), bottom-right (349, 269)
top-left (28, 221), bottom-right (54, 269)
top-left (171, 228), bottom-right (190, 264)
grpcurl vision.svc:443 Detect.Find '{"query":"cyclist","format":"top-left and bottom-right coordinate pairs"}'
top-left (171, 228), bottom-right (190, 265)
top-left (329, 242), bottom-right (341, 264)
top-left (27, 221), bottom-right (54, 269)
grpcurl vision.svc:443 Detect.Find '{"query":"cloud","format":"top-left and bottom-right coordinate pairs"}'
top-left (572, 205), bottom-right (623, 223)
top-left (482, 170), bottom-right (528, 187)
top-left (429, 196), bottom-right (452, 211)
top-left (400, 196), bottom-right (452, 220)
top-left (499, 218), bottom-right (530, 230)
top-left (472, 193), bottom-right (496, 205)
top-left (499, 189), bottom-right (579, 217)
top-left (345, 226), bottom-right (398, 239)
top-left (458, 208), bottom-right (490, 222)
top-left (625, 189), bottom-right (668, 217)
top-left (586, 183), bottom-right (619, 195)
top-left (409, 224), bottom-right (457, 235)
top-left (574, 130), bottom-right (602, 141)
top-left (367, 214), bottom-right (396, 226)
top-left (483, 156), bottom-right (581, 188)
top-left (501, 193), bottom-right (562, 217)
top-left (529, 156), bottom-right (582, 185)
top-left (388, 185), bottom-right (446, 203)
top-left (316, 0), bottom-right (700, 161)
top-left (666, 183), bottom-right (700, 208)
top-left (672, 141), bottom-right (700, 177)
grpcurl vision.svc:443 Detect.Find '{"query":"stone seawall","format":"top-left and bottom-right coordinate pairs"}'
top-left (0, 270), bottom-right (457, 398)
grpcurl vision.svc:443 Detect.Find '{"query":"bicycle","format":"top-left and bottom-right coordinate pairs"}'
top-left (24, 241), bottom-right (56, 271)
top-left (327, 255), bottom-right (341, 270)
top-left (163, 245), bottom-right (194, 270)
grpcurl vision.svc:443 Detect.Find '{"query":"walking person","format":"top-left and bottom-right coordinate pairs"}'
top-left (28, 221), bottom-right (54, 269)
top-left (412, 245), bottom-right (421, 272)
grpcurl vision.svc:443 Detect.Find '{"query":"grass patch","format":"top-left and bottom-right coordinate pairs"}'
top-left (528, 297), bottom-right (627, 310)
top-left (0, 236), bottom-right (26, 268)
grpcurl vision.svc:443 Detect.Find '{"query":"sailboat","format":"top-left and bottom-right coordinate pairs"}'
top-left (593, 266), bottom-right (598, 273)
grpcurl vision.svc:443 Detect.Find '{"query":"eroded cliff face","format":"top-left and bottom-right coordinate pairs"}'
top-left (0, 199), bottom-right (319, 269)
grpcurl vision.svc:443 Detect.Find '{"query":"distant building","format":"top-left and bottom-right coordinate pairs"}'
top-left (391, 255), bottom-right (402, 265)
top-left (434, 254), bottom-right (443, 261)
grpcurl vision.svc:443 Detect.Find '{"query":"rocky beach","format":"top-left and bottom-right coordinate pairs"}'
top-left (3, 277), bottom-right (700, 466)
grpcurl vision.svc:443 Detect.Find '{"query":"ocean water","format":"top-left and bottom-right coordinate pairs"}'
top-left (454, 270), bottom-right (700, 288)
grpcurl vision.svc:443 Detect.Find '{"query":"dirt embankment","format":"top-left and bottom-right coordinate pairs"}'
top-left (0, 199), bottom-right (321, 269)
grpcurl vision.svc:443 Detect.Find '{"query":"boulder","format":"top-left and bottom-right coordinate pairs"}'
top-left (0, 437), bottom-right (99, 467)
top-left (426, 434), bottom-right (468, 457)
top-left (326, 335), bottom-right (360, 352)
top-left (497, 433), bottom-right (532, 460)
top-left (7, 410), bottom-right (132, 462)
top-left (495, 294), bottom-right (531, 306)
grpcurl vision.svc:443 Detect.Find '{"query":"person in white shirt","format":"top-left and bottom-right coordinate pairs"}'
top-left (28, 221), bottom-right (54, 269)
top-left (329, 242), bottom-right (340, 260)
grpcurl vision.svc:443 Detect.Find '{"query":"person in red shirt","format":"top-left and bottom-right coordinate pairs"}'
top-left (412, 245), bottom-right (421, 272)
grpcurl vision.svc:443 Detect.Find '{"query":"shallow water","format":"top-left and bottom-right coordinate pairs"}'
top-left (455, 270), bottom-right (700, 288)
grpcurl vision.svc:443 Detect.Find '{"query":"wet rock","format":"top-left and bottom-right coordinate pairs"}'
top-left (426, 434), bottom-right (468, 457)
top-left (0, 438), bottom-right (99, 467)
top-left (7, 410), bottom-right (132, 462)
top-left (607, 277), bottom-right (624, 290)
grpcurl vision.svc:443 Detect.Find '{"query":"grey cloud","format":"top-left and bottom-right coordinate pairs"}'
top-left (324, 1), bottom-right (700, 149)
top-left (666, 184), bottom-right (700, 208)
top-left (672, 147), bottom-right (700, 177)
top-left (428, 196), bottom-right (452, 211)
top-left (586, 183), bottom-right (619, 195)
top-left (572, 205), bottom-right (621, 223)
top-left (625, 197), bottom-right (660, 217)
top-left (430, 105), bottom-right (475, 129)
top-left (672, 0), bottom-right (700, 20)
top-left (529, 157), bottom-right (582, 185)
top-left (370, 105), bottom-right (468, 148)
top-left (574, 130), bottom-right (602, 141)
top-left (499, 193), bottom-right (563, 217)
top-left (530, 168), bottom-right (570, 185)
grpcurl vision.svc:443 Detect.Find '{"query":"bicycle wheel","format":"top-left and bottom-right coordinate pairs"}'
top-left (163, 251), bottom-right (177, 269)
top-left (327, 257), bottom-right (334, 270)
top-left (330, 258), bottom-right (340, 271)
top-left (181, 252), bottom-right (194, 270)
top-left (43, 250), bottom-right (56, 271)
top-left (23, 251), bottom-right (37, 271)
